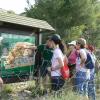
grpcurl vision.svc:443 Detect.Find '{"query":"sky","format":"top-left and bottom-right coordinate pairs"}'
top-left (0, 0), bottom-right (35, 14)
top-left (0, 0), bottom-right (100, 14)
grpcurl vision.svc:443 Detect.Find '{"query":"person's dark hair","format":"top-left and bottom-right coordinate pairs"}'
top-left (59, 41), bottom-right (65, 54)
top-left (50, 34), bottom-right (65, 54)
top-left (87, 44), bottom-right (95, 52)
top-left (80, 44), bottom-right (85, 49)
top-left (77, 42), bottom-right (85, 49)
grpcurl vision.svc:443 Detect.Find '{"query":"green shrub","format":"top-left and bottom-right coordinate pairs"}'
top-left (2, 84), bottom-right (14, 94)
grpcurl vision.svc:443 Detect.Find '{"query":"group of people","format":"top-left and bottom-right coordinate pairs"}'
top-left (67, 38), bottom-right (97, 100)
top-left (35, 34), bottom-right (97, 100)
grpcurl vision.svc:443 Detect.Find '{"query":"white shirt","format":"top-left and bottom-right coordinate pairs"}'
top-left (76, 49), bottom-right (87, 72)
top-left (51, 47), bottom-right (64, 77)
top-left (76, 49), bottom-right (91, 79)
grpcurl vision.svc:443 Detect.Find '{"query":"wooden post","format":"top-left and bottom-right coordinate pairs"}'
top-left (35, 29), bottom-right (42, 45)
top-left (39, 29), bottom-right (42, 45)
top-left (34, 29), bottom-right (42, 89)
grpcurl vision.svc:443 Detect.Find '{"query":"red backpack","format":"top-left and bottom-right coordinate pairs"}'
top-left (60, 56), bottom-right (70, 80)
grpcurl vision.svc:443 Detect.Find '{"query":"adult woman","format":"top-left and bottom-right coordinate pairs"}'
top-left (75, 38), bottom-right (88, 95)
top-left (67, 41), bottom-right (77, 77)
top-left (48, 34), bottom-right (66, 91)
top-left (87, 45), bottom-right (96, 100)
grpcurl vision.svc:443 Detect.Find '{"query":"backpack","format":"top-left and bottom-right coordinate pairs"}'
top-left (60, 56), bottom-right (70, 80)
top-left (85, 53), bottom-right (95, 69)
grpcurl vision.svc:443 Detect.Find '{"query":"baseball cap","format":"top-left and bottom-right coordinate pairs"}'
top-left (50, 34), bottom-right (61, 41)
top-left (68, 41), bottom-right (76, 46)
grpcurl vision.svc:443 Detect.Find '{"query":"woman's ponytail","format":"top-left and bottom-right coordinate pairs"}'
top-left (59, 40), bottom-right (65, 54)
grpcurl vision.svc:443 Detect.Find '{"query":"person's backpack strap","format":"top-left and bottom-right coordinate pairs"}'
top-left (85, 52), bottom-right (94, 69)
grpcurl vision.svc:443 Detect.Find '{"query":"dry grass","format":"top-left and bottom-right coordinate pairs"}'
top-left (0, 71), bottom-right (99, 100)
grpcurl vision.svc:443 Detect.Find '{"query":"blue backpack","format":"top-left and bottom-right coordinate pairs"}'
top-left (85, 53), bottom-right (94, 69)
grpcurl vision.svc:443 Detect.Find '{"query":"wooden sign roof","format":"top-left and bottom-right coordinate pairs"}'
top-left (0, 10), bottom-right (55, 31)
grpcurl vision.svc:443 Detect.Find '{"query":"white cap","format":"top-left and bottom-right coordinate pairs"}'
top-left (68, 41), bottom-right (76, 46)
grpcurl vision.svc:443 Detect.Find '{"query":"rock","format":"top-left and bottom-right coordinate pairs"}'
top-left (24, 90), bottom-right (32, 95)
